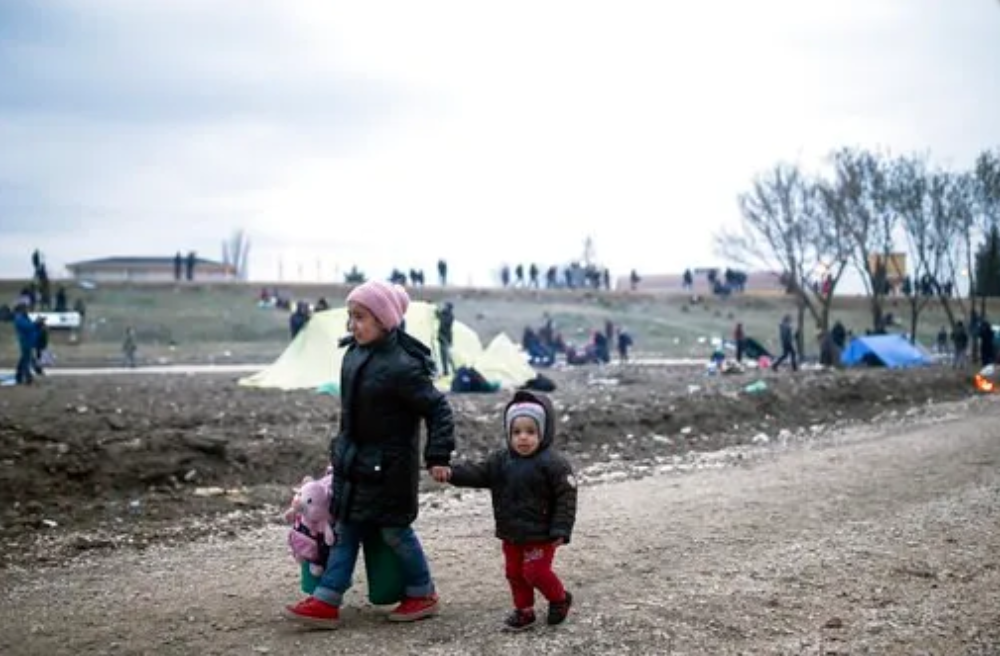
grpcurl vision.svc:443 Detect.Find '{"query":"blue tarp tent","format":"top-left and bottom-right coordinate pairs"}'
top-left (841, 334), bottom-right (932, 368)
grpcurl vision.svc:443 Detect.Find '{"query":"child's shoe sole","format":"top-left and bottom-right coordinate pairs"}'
top-left (281, 608), bottom-right (340, 630)
top-left (387, 602), bottom-right (439, 622)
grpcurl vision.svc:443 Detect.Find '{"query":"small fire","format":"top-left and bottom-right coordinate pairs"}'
top-left (974, 365), bottom-right (997, 393)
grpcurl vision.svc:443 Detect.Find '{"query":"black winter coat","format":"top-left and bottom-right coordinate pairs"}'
top-left (450, 390), bottom-right (577, 545)
top-left (329, 329), bottom-right (455, 527)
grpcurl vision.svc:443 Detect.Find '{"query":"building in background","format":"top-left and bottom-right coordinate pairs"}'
top-left (66, 256), bottom-right (235, 283)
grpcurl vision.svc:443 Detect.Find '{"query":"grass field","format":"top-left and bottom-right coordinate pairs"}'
top-left (1, 279), bottom-right (996, 367)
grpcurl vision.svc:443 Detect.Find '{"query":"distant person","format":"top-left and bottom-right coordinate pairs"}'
top-left (289, 302), bottom-right (311, 340)
top-left (528, 264), bottom-right (539, 288)
top-left (185, 251), bottom-right (196, 281)
top-left (733, 322), bottom-right (745, 363)
top-left (592, 330), bottom-right (610, 363)
top-left (980, 319), bottom-right (996, 367)
top-left (54, 286), bottom-right (68, 313)
top-left (436, 301), bottom-right (455, 376)
top-left (831, 320), bottom-right (847, 351)
top-left (13, 303), bottom-right (36, 384)
top-left (936, 326), bottom-right (949, 354)
top-left (436, 391), bottom-right (576, 631)
top-left (32, 316), bottom-right (50, 375)
top-left (770, 315), bottom-right (798, 372)
top-left (617, 328), bottom-right (633, 363)
top-left (122, 326), bottom-right (138, 368)
top-left (952, 321), bottom-right (969, 369)
top-left (437, 259), bottom-right (448, 286)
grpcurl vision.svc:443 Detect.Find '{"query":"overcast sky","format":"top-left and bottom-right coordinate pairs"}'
top-left (1, 0), bottom-right (998, 285)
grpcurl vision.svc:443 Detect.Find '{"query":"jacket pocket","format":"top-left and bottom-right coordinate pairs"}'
top-left (350, 446), bottom-right (384, 483)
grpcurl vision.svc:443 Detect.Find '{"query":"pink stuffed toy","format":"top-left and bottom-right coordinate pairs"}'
top-left (285, 470), bottom-right (335, 576)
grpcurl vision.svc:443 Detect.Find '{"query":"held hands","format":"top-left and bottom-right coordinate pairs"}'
top-left (429, 466), bottom-right (452, 483)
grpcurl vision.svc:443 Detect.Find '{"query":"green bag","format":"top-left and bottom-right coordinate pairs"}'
top-left (297, 533), bottom-right (405, 605)
top-left (363, 533), bottom-right (406, 605)
top-left (300, 561), bottom-right (320, 595)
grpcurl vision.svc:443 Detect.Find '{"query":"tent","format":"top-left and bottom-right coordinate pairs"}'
top-left (840, 334), bottom-right (932, 369)
top-left (239, 301), bottom-right (536, 392)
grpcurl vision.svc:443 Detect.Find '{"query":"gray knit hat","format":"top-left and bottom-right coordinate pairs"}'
top-left (504, 401), bottom-right (546, 442)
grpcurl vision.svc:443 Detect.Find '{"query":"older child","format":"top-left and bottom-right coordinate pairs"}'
top-left (284, 280), bottom-right (455, 629)
top-left (437, 390), bottom-right (577, 631)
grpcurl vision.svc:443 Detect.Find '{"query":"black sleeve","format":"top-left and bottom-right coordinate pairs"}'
top-left (546, 454), bottom-right (578, 544)
top-left (450, 452), bottom-right (501, 489)
top-left (397, 359), bottom-right (455, 468)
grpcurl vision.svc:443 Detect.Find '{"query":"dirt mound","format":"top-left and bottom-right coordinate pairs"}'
top-left (0, 365), bottom-right (979, 567)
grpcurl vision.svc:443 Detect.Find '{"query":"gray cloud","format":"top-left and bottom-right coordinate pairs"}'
top-left (0, 0), bottom-right (407, 273)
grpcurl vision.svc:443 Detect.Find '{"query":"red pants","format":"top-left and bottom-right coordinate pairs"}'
top-left (502, 541), bottom-right (566, 610)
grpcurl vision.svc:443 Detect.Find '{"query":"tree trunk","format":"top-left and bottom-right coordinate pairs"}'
top-left (869, 293), bottom-right (884, 333)
top-left (796, 301), bottom-right (807, 358)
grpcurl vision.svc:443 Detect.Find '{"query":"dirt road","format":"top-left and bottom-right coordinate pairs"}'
top-left (2, 400), bottom-right (999, 655)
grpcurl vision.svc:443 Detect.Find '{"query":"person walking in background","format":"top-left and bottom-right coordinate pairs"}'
top-left (770, 315), bottom-right (798, 372)
top-left (123, 326), bottom-right (138, 368)
top-left (436, 301), bottom-right (456, 376)
top-left (32, 316), bottom-right (50, 375)
top-left (733, 322), bottom-right (745, 363)
top-left (952, 321), bottom-right (969, 369)
top-left (13, 303), bottom-right (36, 385)
top-left (617, 327), bottom-right (633, 364)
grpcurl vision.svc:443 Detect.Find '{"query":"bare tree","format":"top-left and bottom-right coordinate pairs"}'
top-left (975, 148), bottom-right (1000, 228)
top-left (891, 154), bottom-right (941, 343)
top-left (221, 229), bottom-right (252, 280)
top-left (813, 176), bottom-right (858, 334)
top-left (829, 147), bottom-right (900, 332)
top-left (716, 162), bottom-right (836, 351)
top-left (930, 170), bottom-right (975, 329)
top-left (973, 148), bottom-right (1000, 316)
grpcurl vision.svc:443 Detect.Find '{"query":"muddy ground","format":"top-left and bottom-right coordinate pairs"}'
top-left (0, 363), bottom-right (981, 571)
top-left (0, 383), bottom-right (998, 654)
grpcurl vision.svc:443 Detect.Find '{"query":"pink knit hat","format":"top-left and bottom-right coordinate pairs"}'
top-left (346, 280), bottom-right (410, 330)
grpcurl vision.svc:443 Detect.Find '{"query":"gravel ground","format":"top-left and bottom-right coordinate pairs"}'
top-left (1, 389), bottom-right (999, 655)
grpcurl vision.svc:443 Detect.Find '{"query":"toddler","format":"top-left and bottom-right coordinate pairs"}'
top-left (439, 390), bottom-right (577, 631)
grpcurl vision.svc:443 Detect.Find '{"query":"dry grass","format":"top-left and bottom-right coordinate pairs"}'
top-left (2, 280), bottom-right (997, 366)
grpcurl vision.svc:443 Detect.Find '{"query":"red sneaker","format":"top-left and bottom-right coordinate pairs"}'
top-left (387, 594), bottom-right (439, 622)
top-left (283, 596), bottom-right (340, 629)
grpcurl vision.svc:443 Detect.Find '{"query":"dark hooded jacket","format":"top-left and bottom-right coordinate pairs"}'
top-left (449, 390), bottom-right (577, 545)
top-left (329, 329), bottom-right (455, 527)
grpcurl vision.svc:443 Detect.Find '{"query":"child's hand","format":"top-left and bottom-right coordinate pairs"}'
top-left (429, 466), bottom-right (451, 483)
